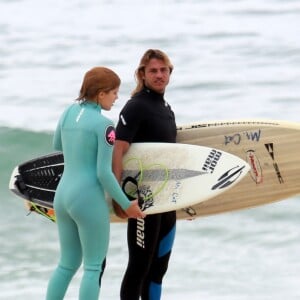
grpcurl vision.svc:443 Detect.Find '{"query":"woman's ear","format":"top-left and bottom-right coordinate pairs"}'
top-left (97, 91), bottom-right (105, 104)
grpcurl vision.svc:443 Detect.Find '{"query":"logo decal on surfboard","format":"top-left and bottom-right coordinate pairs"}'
top-left (138, 185), bottom-right (154, 211)
top-left (265, 143), bottom-right (284, 184)
top-left (211, 165), bottom-right (246, 190)
top-left (246, 150), bottom-right (263, 184)
top-left (202, 149), bottom-right (222, 173)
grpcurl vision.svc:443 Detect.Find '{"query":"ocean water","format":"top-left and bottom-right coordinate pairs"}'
top-left (1, 0), bottom-right (300, 299)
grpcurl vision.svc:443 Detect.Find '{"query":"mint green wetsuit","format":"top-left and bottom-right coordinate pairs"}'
top-left (46, 101), bottom-right (131, 300)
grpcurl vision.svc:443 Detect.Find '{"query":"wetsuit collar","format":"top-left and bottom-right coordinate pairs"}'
top-left (143, 86), bottom-right (165, 100)
top-left (81, 100), bottom-right (102, 112)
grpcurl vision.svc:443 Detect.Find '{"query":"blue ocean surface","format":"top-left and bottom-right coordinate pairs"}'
top-left (1, 0), bottom-right (300, 299)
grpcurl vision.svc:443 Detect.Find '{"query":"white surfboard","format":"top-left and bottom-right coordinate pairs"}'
top-left (118, 143), bottom-right (249, 214)
top-left (9, 142), bottom-right (249, 222)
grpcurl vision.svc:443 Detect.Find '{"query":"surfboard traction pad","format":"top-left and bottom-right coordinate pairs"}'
top-left (13, 152), bottom-right (63, 221)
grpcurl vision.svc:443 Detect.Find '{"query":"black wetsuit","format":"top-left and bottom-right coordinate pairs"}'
top-left (116, 87), bottom-right (177, 300)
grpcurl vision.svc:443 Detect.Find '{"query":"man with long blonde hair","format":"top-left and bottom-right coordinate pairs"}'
top-left (113, 49), bottom-right (177, 300)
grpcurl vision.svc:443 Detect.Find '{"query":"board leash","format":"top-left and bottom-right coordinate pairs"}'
top-left (123, 157), bottom-right (169, 203)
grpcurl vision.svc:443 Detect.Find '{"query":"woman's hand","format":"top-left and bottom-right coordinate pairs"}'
top-left (125, 200), bottom-right (146, 219)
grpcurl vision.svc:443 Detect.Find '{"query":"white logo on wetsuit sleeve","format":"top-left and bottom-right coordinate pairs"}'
top-left (76, 108), bottom-right (85, 122)
top-left (120, 114), bottom-right (127, 126)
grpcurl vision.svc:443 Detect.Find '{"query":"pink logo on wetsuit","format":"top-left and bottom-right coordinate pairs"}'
top-left (105, 125), bottom-right (116, 146)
